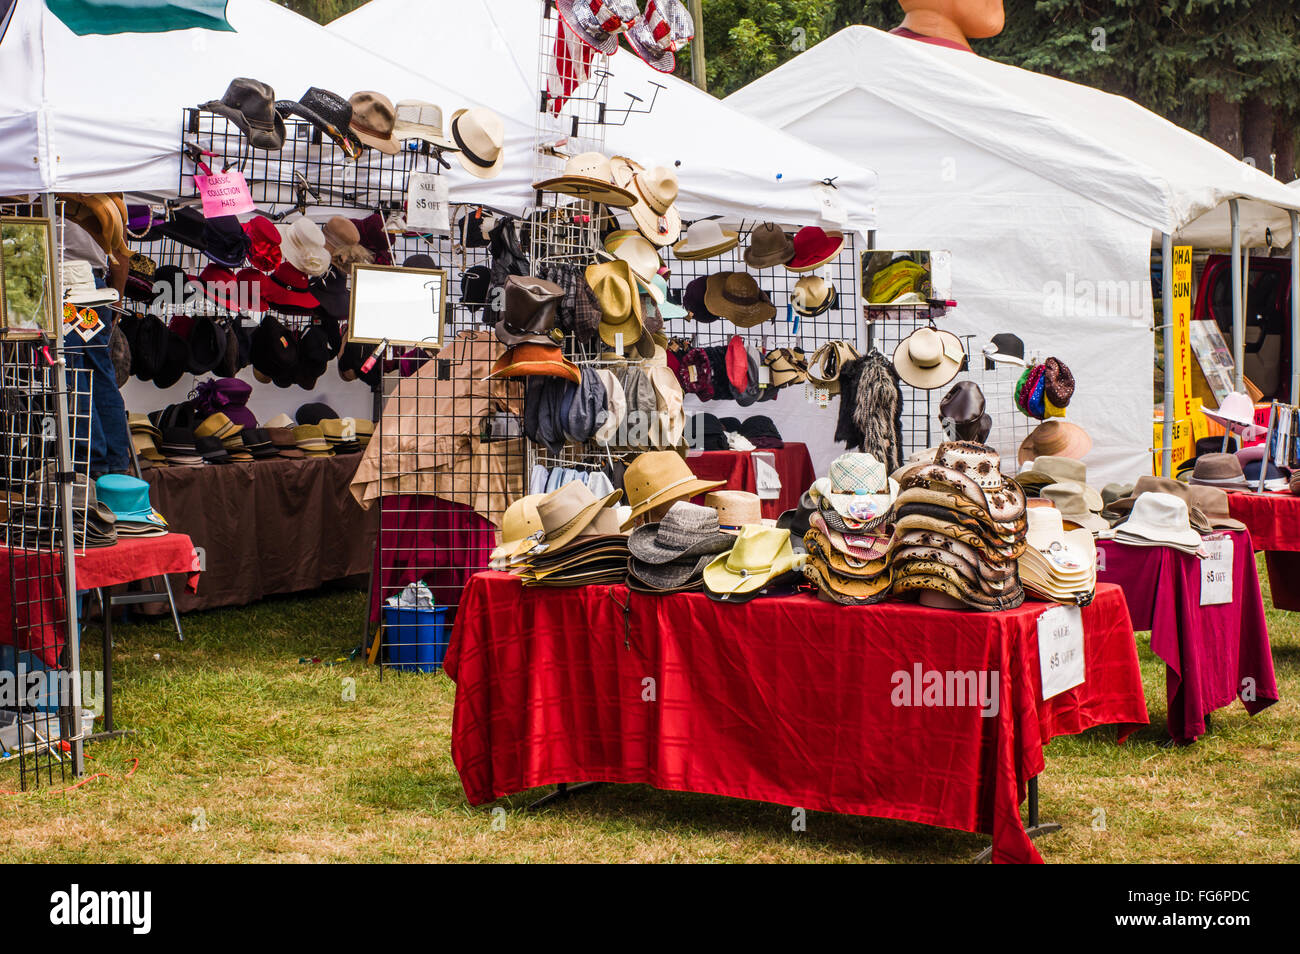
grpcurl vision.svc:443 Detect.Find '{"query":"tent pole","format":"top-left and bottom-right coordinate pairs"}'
top-left (1230, 199), bottom-right (1244, 392)
top-left (1161, 233), bottom-right (1175, 476)
top-left (1292, 212), bottom-right (1299, 404)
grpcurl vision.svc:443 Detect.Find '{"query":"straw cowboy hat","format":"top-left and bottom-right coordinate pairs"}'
top-left (526, 482), bottom-right (624, 558)
top-left (673, 220), bottom-right (739, 260)
top-left (586, 259), bottom-right (645, 348)
top-left (449, 107), bottom-right (505, 179)
top-left (392, 100), bottom-right (459, 151)
top-left (533, 152), bottom-right (637, 207)
top-left (620, 450), bottom-right (726, 531)
top-left (1018, 419), bottom-right (1092, 465)
top-left (810, 452), bottom-right (898, 531)
top-left (703, 526), bottom-right (805, 598)
top-left (705, 490), bottom-right (765, 534)
top-left (892, 326), bottom-right (964, 390)
top-left (610, 156), bottom-right (682, 246)
top-left (604, 230), bottom-right (665, 302)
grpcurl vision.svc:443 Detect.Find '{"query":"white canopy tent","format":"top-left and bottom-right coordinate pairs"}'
top-left (727, 26), bottom-right (1300, 483)
top-left (327, 0), bottom-right (879, 236)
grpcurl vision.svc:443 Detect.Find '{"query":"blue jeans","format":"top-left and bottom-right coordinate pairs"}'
top-left (63, 322), bottom-right (129, 476)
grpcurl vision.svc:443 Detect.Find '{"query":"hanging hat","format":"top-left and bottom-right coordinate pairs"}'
top-left (199, 78), bottom-right (286, 151)
top-left (1042, 356), bottom-right (1075, 409)
top-left (488, 343), bottom-right (581, 384)
top-left (785, 226), bottom-right (844, 272)
top-left (533, 152), bottom-right (637, 207)
top-left (704, 272), bottom-right (776, 328)
top-left (240, 215), bottom-right (282, 273)
top-left (604, 230), bottom-right (665, 302)
top-left (495, 275), bottom-right (565, 347)
top-left (449, 107), bottom-right (505, 179)
top-left (681, 275), bottom-right (719, 322)
top-left (763, 347), bottom-right (808, 387)
top-left (892, 326), bottom-right (964, 390)
top-left (938, 381), bottom-right (990, 442)
top-left (649, 275), bottom-right (687, 319)
top-left (625, 0), bottom-right (695, 72)
top-left (1018, 419), bottom-right (1092, 465)
top-left (275, 87), bottom-right (363, 159)
top-left (277, 218), bottom-right (330, 278)
top-left (744, 222), bottom-right (795, 269)
top-left (610, 157), bottom-right (681, 246)
top-left (673, 219), bottom-right (739, 260)
top-left (321, 215), bottom-right (361, 254)
top-left (185, 315), bottom-right (227, 375)
top-left (620, 450), bottom-right (726, 531)
top-left (348, 91), bottom-right (400, 155)
top-left (392, 100), bottom-right (459, 150)
top-left (983, 333), bottom-right (1025, 368)
top-left (556, 0), bottom-right (638, 55)
top-left (791, 275), bottom-right (837, 317)
top-left (263, 262), bottom-right (319, 311)
top-left (586, 259), bottom-right (645, 347)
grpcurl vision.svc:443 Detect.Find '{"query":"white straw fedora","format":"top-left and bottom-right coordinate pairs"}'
top-left (449, 107), bottom-right (505, 179)
top-left (891, 326), bottom-right (964, 390)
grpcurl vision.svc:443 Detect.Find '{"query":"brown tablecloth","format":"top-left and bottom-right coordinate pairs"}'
top-left (143, 455), bottom-right (378, 611)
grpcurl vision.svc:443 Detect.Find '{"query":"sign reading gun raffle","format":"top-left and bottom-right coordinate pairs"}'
top-left (194, 171), bottom-right (256, 218)
top-left (1154, 245), bottom-right (1197, 474)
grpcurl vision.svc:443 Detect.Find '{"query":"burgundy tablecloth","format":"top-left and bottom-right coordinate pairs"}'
top-left (144, 454), bottom-right (377, 611)
top-left (1097, 531), bottom-right (1277, 742)
top-left (1, 534), bottom-right (199, 668)
top-left (445, 573), bottom-right (1146, 864)
top-left (368, 495), bottom-right (497, 623)
top-left (687, 443), bottom-right (817, 519)
top-left (1225, 491), bottom-right (1300, 610)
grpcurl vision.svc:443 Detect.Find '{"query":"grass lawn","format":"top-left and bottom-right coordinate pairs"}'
top-left (3, 557), bottom-right (1298, 863)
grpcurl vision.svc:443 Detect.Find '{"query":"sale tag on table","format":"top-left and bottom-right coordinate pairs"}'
top-left (194, 171), bottom-right (255, 218)
top-left (1037, 604), bottom-right (1085, 700)
top-left (406, 171), bottom-right (450, 232)
top-left (1200, 535), bottom-right (1234, 606)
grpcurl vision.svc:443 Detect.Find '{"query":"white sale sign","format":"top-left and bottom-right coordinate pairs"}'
top-left (406, 172), bottom-right (450, 232)
top-left (1037, 604), bottom-right (1086, 700)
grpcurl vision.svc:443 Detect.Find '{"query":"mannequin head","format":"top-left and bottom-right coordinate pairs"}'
top-left (898, 0), bottom-right (1005, 48)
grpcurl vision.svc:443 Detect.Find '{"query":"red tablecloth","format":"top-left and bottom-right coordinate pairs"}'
top-left (1097, 531), bottom-right (1277, 742)
top-left (1225, 491), bottom-right (1300, 609)
top-left (687, 443), bottom-right (817, 519)
top-left (444, 572), bottom-right (1146, 864)
top-left (1, 534), bottom-right (200, 669)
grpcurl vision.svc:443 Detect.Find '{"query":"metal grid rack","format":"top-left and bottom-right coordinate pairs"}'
top-left (866, 305), bottom-right (1035, 471)
top-left (179, 111), bottom-right (433, 214)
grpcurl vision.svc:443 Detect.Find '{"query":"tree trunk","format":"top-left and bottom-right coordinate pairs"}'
top-left (1242, 97), bottom-right (1275, 174)
top-left (1275, 120), bottom-right (1297, 183)
top-left (1208, 93), bottom-right (1242, 158)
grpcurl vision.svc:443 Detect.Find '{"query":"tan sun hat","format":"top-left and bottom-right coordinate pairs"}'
top-left (449, 107), bottom-right (505, 179)
top-left (348, 91), bottom-right (400, 155)
top-left (610, 156), bottom-right (681, 246)
top-left (533, 152), bottom-right (637, 207)
top-left (491, 494), bottom-right (548, 563)
top-left (891, 326), bottom-right (964, 390)
top-left (586, 259), bottom-right (645, 348)
top-left (527, 482), bottom-right (624, 557)
top-left (672, 219), bottom-right (739, 260)
top-left (620, 450), bottom-right (726, 531)
top-left (604, 230), bottom-right (665, 303)
top-left (704, 490), bottom-right (763, 534)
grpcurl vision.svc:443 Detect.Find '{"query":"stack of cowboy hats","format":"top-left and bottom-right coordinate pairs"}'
top-left (799, 453), bottom-right (896, 605)
top-left (490, 495), bottom-right (546, 570)
top-left (1108, 492), bottom-right (1205, 557)
top-left (620, 450), bottom-right (726, 530)
top-left (1018, 506), bottom-right (1097, 604)
top-left (512, 482), bottom-right (629, 586)
top-left (703, 525), bottom-right (807, 603)
top-left (1102, 476), bottom-right (1244, 536)
top-left (889, 442), bottom-right (1028, 611)
top-left (627, 501), bottom-right (733, 593)
top-left (128, 413), bottom-right (166, 467)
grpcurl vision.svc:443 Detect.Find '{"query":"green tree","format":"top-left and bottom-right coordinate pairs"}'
top-left (272, 0), bottom-right (368, 24)
top-left (678, 1), bottom-right (837, 95)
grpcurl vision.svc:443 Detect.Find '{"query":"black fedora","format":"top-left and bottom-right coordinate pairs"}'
top-left (143, 207), bottom-right (207, 252)
top-left (275, 88), bottom-right (363, 159)
top-left (186, 315), bottom-right (228, 375)
top-left (309, 268), bottom-right (350, 324)
top-left (295, 324), bottom-right (332, 389)
top-left (199, 78), bottom-right (287, 151)
top-left (202, 215), bottom-right (250, 269)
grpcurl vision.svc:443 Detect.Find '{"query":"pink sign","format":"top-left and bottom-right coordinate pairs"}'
top-left (194, 171), bottom-right (255, 218)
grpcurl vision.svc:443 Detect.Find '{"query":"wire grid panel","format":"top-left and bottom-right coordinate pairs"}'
top-left (866, 306), bottom-right (1034, 471)
top-left (662, 230), bottom-right (862, 353)
top-left (0, 341), bottom-right (89, 789)
top-left (387, 226), bottom-right (494, 338)
top-left (373, 333), bottom-right (524, 675)
top-left (180, 111), bottom-right (432, 214)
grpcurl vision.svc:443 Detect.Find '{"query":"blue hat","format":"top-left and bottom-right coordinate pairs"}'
top-left (650, 275), bottom-right (688, 320)
top-left (94, 474), bottom-right (167, 528)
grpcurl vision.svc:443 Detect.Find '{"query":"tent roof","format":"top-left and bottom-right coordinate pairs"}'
top-left (328, 0), bottom-right (878, 232)
top-left (0, 0), bottom-right (530, 211)
top-left (725, 26), bottom-right (1300, 240)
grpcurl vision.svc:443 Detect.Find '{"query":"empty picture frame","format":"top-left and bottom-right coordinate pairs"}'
top-left (346, 263), bottom-right (447, 350)
top-left (861, 249), bottom-right (952, 306)
top-left (0, 216), bottom-right (57, 340)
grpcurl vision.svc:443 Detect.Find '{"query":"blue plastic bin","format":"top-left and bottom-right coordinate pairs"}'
top-left (382, 605), bottom-right (451, 673)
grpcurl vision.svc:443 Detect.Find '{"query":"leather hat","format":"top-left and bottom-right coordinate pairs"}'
top-left (200, 78), bottom-right (287, 150)
top-left (938, 381), bottom-right (990, 442)
top-left (494, 275), bottom-right (565, 347)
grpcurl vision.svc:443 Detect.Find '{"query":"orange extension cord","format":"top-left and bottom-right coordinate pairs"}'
top-left (1, 753), bottom-right (139, 795)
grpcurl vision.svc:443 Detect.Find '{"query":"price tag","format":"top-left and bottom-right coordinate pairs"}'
top-left (1200, 535), bottom-right (1234, 606)
top-left (813, 182), bottom-right (847, 227)
top-left (405, 172), bottom-right (450, 232)
top-left (1037, 604), bottom-right (1085, 700)
top-left (757, 365), bottom-right (771, 387)
top-left (194, 171), bottom-right (255, 218)
top-left (805, 383), bottom-right (830, 407)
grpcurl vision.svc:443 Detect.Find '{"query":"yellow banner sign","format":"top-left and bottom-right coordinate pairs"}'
top-left (1171, 245), bottom-right (1194, 421)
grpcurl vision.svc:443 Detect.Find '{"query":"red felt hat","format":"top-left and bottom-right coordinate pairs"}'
top-left (726, 334), bottom-right (749, 392)
top-left (785, 226), bottom-right (845, 272)
top-left (234, 267), bottom-right (273, 314)
top-left (199, 262), bottom-right (240, 311)
top-left (263, 262), bottom-right (319, 311)
top-left (243, 215), bottom-right (283, 272)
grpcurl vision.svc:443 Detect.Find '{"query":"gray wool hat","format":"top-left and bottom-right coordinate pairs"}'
top-left (627, 501), bottom-right (733, 565)
top-left (628, 550), bottom-right (718, 591)
top-left (565, 366), bottom-right (609, 444)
